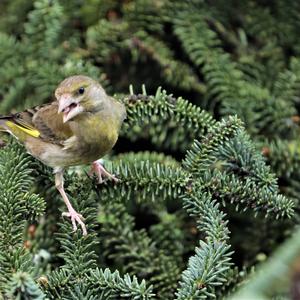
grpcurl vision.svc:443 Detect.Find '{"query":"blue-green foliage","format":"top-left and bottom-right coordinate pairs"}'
top-left (0, 0), bottom-right (300, 299)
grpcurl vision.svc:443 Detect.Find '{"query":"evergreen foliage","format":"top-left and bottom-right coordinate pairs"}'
top-left (0, 0), bottom-right (300, 299)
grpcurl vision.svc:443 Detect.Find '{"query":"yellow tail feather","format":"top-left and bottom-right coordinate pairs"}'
top-left (5, 121), bottom-right (40, 138)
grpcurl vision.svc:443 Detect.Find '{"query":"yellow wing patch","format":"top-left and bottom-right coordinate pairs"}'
top-left (5, 121), bottom-right (40, 138)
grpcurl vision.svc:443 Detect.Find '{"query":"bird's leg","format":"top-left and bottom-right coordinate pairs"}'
top-left (91, 160), bottom-right (119, 184)
top-left (55, 170), bottom-right (87, 235)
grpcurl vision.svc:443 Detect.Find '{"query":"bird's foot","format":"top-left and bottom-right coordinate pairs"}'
top-left (91, 161), bottom-right (119, 184)
top-left (62, 208), bottom-right (87, 235)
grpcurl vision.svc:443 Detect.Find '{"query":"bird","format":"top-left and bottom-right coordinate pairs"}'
top-left (0, 75), bottom-right (126, 235)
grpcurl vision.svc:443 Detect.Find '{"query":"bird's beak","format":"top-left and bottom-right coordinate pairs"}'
top-left (58, 94), bottom-right (83, 123)
top-left (58, 94), bottom-right (73, 113)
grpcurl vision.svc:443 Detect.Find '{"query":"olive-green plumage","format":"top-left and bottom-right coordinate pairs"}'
top-left (1, 75), bottom-right (126, 168)
top-left (0, 75), bottom-right (126, 235)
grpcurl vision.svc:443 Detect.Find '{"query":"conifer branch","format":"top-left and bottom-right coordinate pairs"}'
top-left (119, 87), bottom-right (215, 151)
top-left (88, 268), bottom-right (155, 299)
top-left (0, 141), bottom-right (45, 290)
top-left (102, 160), bottom-right (190, 202)
top-left (6, 271), bottom-right (45, 300)
top-left (183, 116), bottom-right (243, 174)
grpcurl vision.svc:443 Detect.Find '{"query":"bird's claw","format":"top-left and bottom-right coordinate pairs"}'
top-left (62, 209), bottom-right (87, 235)
top-left (97, 172), bottom-right (119, 184)
top-left (90, 161), bottom-right (119, 184)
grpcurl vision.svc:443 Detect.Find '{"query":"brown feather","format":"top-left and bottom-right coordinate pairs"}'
top-left (32, 102), bottom-right (73, 143)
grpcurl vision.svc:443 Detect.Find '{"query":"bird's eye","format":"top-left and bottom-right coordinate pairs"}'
top-left (78, 87), bottom-right (85, 95)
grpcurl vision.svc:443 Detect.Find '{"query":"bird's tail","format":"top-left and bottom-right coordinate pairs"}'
top-left (0, 115), bottom-right (40, 140)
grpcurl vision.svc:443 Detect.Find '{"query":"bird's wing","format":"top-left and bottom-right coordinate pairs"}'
top-left (1, 102), bottom-right (73, 144)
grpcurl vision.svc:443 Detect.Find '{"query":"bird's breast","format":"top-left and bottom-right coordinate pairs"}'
top-left (70, 113), bottom-right (119, 163)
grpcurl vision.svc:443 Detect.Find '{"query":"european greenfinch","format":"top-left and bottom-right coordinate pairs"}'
top-left (0, 75), bottom-right (126, 235)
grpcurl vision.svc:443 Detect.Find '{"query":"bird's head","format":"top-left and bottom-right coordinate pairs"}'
top-left (55, 75), bottom-right (107, 123)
